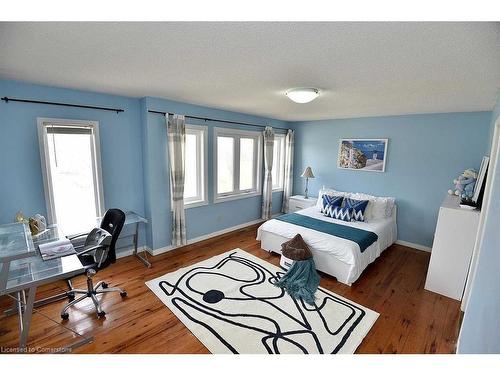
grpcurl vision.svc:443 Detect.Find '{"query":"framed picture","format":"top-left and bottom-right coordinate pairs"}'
top-left (338, 138), bottom-right (389, 172)
top-left (472, 155), bottom-right (490, 206)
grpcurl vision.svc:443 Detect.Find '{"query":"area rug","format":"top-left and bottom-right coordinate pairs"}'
top-left (146, 249), bottom-right (378, 354)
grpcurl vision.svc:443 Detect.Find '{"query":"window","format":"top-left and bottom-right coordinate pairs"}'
top-left (214, 127), bottom-right (262, 202)
top-left (184, 125), bottom-right (208, 207)
top-left (37, 118), bottom-right (104, 236)
top-left (272, 134), bottom-right (286, 191)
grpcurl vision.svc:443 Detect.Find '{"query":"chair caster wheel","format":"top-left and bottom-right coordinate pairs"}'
top-left (68, 292), bottom-right (75, 302)
top-left (61, 313), bottom-right (69, 320)
top-left (101, 282), bottom-right (108, 289)
top-left (97, 311), bottom-right (106, 318)
top-left (120, 291), bottom-right (127, 298)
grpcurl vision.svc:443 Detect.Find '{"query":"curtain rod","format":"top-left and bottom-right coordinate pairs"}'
top-left (1, 96), bottom-right (124, 114)
top-left (147, 109), bottom-right (289, 131)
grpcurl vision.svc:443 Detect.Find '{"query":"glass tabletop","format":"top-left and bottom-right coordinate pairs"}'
top-left (0, 222), bottom-right (36, 260)
top-left (94, 211), bottom-right (148, 226)
top-left (0, 223), bottom-right (84, 295)
top-left (4, 254), bottom-right (83, 294)
top-left (0, 211), bottom-right (146, 294)
top-left (124, 211), bottom-right (148, 225)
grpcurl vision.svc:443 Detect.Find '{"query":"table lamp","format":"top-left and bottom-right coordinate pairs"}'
top-left (301, 166), bottom-right (315, 199)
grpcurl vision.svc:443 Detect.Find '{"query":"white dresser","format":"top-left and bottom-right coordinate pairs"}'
top-left (288, 195), bottom-right (317, 213)
top-left (424, 195), bottom-right (480, 301)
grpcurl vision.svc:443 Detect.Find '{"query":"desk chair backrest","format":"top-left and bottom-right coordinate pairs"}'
top-left (99, 209), bottom-right (125, 266)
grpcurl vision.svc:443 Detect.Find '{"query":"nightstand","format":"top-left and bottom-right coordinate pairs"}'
top-left (288, 195), bottom-right (317, 213)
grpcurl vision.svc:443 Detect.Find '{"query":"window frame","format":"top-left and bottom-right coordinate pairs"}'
top-left (272, 133), bottom-right (286, 192)
top-left (184, 124), bottom-right (209, 209)
top-left (213, 127), bottom-right (262, 204)
top-left (37, 117), bottom-right (105, 233)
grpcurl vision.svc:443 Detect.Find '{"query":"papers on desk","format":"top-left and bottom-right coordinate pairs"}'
top-left (39, 238), bottom-right (76, 260)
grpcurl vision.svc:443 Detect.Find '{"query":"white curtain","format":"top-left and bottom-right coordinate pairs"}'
top-left (281, 129), bottom-right (295, 213)
top-left (167, 114), bottom-right (187, 246)
top-left (261, 126), bottom-right (275, 220)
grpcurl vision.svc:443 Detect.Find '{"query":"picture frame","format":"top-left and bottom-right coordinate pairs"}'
top-left (338, 138), bottom-right (389, 172)
top-left (472, 155), bottom-right (490, 206)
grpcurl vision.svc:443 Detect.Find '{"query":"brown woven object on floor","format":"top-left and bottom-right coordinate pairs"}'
top-left (281, 234), bottom-right (313, 261)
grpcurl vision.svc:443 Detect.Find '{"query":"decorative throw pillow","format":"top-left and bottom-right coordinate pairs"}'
top-left (281, 234), bottom-right (313, 261)
top-left (316, 188), bottom-right (350, 209)
top-left (344, 198), bottom-right (369, 222)
top-left (323, 205), bottom-right (352, 222)
top-left (321, 194), bottom-right (343, 213)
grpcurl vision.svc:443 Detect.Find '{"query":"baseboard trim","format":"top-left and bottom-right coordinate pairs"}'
top-left (395, 240), bottom-right (432, 252)
top-left (147, 214), bottom-right (282, 257)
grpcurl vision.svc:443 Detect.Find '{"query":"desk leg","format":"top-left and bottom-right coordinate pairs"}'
top-left (133, 222), bottom-right (151, 268)
top-left (18, 286), bottom-right (36, 349)
top-left (12, 285), bottom-right (93, 352)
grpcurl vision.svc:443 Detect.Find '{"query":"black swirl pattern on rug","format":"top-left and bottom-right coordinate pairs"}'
top-left (158, 251), bottom-right (366, 354)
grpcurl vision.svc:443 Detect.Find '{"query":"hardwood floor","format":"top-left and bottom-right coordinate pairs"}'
top-left (0, 224), bottom-right (461, 353)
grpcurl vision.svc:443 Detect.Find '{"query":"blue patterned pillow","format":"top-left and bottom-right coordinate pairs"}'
top-left (344, 198), bottom-right (369, 222)
top-left (323, 205), bottom-right (352, 222)
top-left (321, 195), bottom-right (343, 213)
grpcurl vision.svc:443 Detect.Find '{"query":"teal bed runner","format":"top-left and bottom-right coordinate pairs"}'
top-left (274, 213), bottom-right (378, 252)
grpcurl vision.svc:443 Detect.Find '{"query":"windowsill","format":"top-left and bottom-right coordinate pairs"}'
top-left (272, 187), bottom-right (284, 193)
top-left (185, 200), bottom-right (209, 209)
top-left (214, 191), bottom-right (261, 204)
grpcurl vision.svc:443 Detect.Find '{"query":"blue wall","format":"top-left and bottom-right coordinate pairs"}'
top-left (0, 79), bottom-right (288, 253)
top-left (458, 95), bottom-right (500, 353)
top-left (0, 79), bottom-right (147, 250)
top-left (143, 97), bottom-right (288, 250)
top-left (290, 112), bottom-right (492, 247)
top-left (0, 77), bottom-right (493, 254)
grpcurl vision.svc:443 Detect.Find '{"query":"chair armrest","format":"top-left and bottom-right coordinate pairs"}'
top-left (75, 244), bottom-right (105, 256)
top-left (67, 232), bottom-right (89, 241)
top-left (75, 244), bottom-right (109, 268)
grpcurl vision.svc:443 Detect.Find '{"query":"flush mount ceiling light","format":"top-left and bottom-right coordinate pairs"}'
top-left (285, 88), bottom-right (320, 104)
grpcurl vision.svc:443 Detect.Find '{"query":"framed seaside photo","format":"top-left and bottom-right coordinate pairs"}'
top-left (338, 138), bottom-right (389, 172)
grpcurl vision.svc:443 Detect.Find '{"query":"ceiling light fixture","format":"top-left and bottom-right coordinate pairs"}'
top-left (285, 88), bottom-right (320, 104)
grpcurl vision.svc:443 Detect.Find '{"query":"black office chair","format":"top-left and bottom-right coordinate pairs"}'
top-left (61, 209), bottom-right (127, 320)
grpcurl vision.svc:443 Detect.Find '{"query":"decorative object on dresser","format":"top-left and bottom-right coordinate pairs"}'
top-left (300, 166), bottom-right (315, 198)
top-left (448, 168), bottom-right (477, 199)
top-left (338, 139), bottom-right (388, 172)
top-left (287, 195), bottom-right (317, 213)
top-left (424, 195), bottom-right (480, 301)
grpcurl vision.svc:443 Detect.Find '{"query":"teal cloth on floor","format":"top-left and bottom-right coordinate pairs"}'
top-left (274, 258), bottom-right (320, 305)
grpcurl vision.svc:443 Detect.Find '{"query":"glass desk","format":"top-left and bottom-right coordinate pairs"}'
top-left (0, 222), bottom-right (36, 261)
top-left (0, 223), bottom-right (89, 350)
top-left (123, 211), bottom-right (150, 268)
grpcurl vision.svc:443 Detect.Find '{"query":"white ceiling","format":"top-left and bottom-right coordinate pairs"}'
top-left (1, 22), bottom-right (499, 121)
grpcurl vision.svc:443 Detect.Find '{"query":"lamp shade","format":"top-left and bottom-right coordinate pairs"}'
top-left (286, 88), bottom-right (320, 104)
top-left (301, 167), bottom-right (315, 179)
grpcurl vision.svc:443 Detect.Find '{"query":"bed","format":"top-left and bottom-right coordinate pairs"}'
top-left (257, 190), bottom-right (397, 285)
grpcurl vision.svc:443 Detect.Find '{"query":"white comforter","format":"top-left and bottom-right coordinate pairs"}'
top-left (256, 206), bottom-right (397, 283)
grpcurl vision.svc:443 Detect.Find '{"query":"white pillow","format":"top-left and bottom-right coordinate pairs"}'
top-left (350, 192), bottom-right (395, 220)
top-left (384, 197), bottom-right (396, 217)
